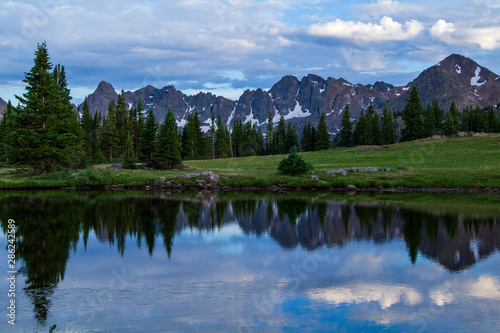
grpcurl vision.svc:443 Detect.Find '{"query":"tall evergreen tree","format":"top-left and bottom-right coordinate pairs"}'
top-left (401, 86), bottom-right (424, 142)
top-left (443, 111), bottom-right (458, 136)
top-left (181, 113), bottom-right (206, 160)
top-left (266, 112), bottom-right (274, 155)
top-left (275, 115), bottom-right (287, 154)
top-left (310, 126), bottom-right (317, 151)
top-left (371, 112), bottom-right (382, 145)
top-left (115, 90), bottom-right (128, 151)
top-left (0, 101), bottom-right (16, 159)
top-left (122, 132), bottom-right (136, 169)
top-left (208, 113), bottom-right (216, 159)
top-left (487, 106), bottom-right (498, 133)
top-left (140, 109), bottom-right (157, 166)
top-left (381, 107), bottom-right (396, 144)
top-left (338, 105), bottom-right (353, 147)
top-left (215, 115), bottom-right (230, 158)
top-left (153, 109), bottom-right (182, 169)
top-left (231, 117), bottom-right (244, 157)
top-left (300, 123), bottom-right (312, 152)
top-left (101, 101), bottom-right (120, 161)
top-left (134, 98), bottom-right (145, 157)
top-left (315, 113), bottom-right (330, 150)
top-left (429, 100), bottom-right (442, 131)
top-left (423, 103), bottom-right (436, 137)
top-left (449, 101), bottom-right (460, 131)
top-left (353, 110), bottom-right (367, 146)
top-left (285, 123), bottom-right (300, 153)
top-left (9, 43), bottom-right (84, 172)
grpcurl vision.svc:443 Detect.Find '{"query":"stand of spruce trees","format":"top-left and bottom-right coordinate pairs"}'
top-left (1, 45), bottom-right (499, 173)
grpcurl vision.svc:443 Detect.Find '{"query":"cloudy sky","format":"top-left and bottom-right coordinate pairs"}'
top-left (1, 0), bottom-right (500, 104)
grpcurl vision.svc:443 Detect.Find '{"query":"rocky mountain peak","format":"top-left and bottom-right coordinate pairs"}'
top-left (80, 54), bottom-right (500, 135)
top-left (0, 97), bottom-right (6, 114)
top-left (86, 81), bottom-right (119, 116)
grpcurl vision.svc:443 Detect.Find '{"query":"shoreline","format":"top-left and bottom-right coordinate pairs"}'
top-left (0, 183), bottom-right (498, 194)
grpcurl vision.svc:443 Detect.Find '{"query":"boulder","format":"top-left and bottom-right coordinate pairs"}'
top-left (195, 179), bottom-right (207, 187)
top-left (326, 168), bottom-right (348, 176)
top-left (152, 177), bottom-right (166, 188)
top-left (347, 185), bottom-right (357, 190)
top-left (182, 171), bottom-right (220, 186)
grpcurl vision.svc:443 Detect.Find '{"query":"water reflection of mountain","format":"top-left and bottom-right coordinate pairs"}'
top-left (0, 192), bottom-right (499, 323)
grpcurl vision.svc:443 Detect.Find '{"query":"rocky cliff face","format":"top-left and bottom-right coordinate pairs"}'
top-left (81, 54), bottom-right (500, 133)
top-left (0, 97), bottom-right (7, 114)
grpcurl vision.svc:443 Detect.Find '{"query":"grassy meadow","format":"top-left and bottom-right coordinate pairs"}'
top-left (0, 134), bottom-right (499, 190)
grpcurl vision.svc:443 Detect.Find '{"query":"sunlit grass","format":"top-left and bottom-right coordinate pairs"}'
top-left (0, 134), bottom-right (498, 189)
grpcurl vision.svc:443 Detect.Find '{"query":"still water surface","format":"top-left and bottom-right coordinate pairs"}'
top-left (1, 190), bottom-right (500, 332)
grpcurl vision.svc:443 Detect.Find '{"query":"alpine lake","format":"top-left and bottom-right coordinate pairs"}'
top-left (1, 189), bottom-right (500, 332)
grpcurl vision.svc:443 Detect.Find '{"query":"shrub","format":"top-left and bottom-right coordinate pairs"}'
top-left (277, 146), bottom-right (313, 176)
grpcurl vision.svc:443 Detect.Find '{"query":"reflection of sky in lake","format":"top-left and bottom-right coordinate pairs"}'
top-left (0, 193), bottom-right (500, 332)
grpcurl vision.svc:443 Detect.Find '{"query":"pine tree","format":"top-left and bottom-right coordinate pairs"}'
top-left (381, 107), bottom-right (396, 144)
top-left (300, 123), bottom-right (312, 152)
top-left (449, 101), bottom-right (460, 131)
top-left (231, 117), bottom-right (244, 157)
top-left (140, 109), bottom-right (157, 166)
top-left (285, 123), bottom-right (299, 153)
top-left (353, 110), bottom-right (367, 146)
top-left (338, 105), bottom-right (352, 147)
top-left (266, 112), bottom-right (274, 155)
top-left (115, 90), bottom-right (128, 151)
top-left (181, 113), bottom-right (206, 160)
top-left (315, 113), bottom-right (330, 150)
top-left (371, 112), bottom-right (382, 145)
top-left (153, 109), bottom-right (182, 169)
top-left (275, 115), bottom-right (287, 154)
top-left (215, 115), bottom-right (230, 158)
top-left (0, 101), bottom-right (16, 159)
top-left (443, 111), bottom-right (458, 136)
top-left (122, 132), bottom-right (136, 169)
top-left (135, 98), bottom-right (145, 157)
top-left (9, 43), bottom-right (84, 172)
top-left (101, 101), bottom-right (120, 161)
top-left (310, 126), bottom-right (317, 151)
top-left (208, 113), bottom-right (216, 159)
top-left (487, 107), bottom-right (498, 133)
top-left (81, 98), bottom-right (93, 156)
top-left (401, 86), bottom-right (424, 142)
top-left (423, 103), bottom-right (436, 137)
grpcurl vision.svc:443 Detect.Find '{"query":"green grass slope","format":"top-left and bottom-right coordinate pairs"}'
top-left (0, 135), bottom-right (498, 189)
top-left (186, 135), bottom-right (500, 189)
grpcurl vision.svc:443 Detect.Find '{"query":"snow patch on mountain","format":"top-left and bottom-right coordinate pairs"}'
top-left (471, 66), bottom-right (487, 86)
top-left (226, 107), bottom-right (236, 127)
top-left (284, 101), bottom-right (311, 120)
top-left (455, 64), bottom-right (462, 74)
top-left (176, 118), bottom-right (187, 128)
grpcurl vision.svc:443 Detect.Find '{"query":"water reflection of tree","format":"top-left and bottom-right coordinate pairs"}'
top-left (0, 194), bottom-right (81, 325)
top-left (1, 191), bottom-right (499, 326)
top-left (276, 199), bottom-right (311, 225)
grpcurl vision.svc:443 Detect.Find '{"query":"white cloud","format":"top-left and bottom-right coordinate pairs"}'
top-left (183, 82), bottom-right (258, 101)
top-left (430, 19), bottom-right (456, 44)
top-left (307, 16), bottom-right (425, 43)
top-left (355, 0), bottom-right (424, 17)
top-left (307, 283), bottom-right (422, 309)
top-left (217, 70), bottom-right (247, 81)
top-left (466, 276), bottom-right (500, 300)
top-left (431, 19), bottom-right (500, 50)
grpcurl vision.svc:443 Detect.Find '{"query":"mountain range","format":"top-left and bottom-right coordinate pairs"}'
top-left (2, 54), bottom-right (499, 132)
